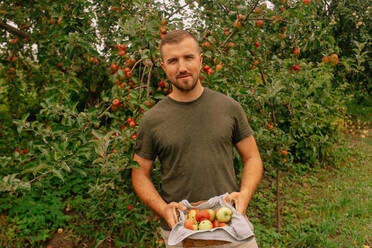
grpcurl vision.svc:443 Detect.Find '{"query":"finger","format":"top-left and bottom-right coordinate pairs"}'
top-left (172, 205), bottom-right (179, 223)
top-left (176, 203), bottom-right (187, 211)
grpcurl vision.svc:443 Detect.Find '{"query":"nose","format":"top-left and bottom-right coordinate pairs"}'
top-left (178, 58), bottom-right (187, 72)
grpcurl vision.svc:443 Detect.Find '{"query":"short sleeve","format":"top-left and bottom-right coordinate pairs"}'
top-left (134, 115), bottom-right (157, 161)
top-left (232, 103), bottom-right (253, 145)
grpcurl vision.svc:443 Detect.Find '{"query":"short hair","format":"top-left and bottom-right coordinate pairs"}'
top-left (160, 30), bottom-right (200, 60)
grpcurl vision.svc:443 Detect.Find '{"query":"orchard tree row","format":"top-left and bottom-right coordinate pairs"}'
top-left (0, 0), bottom-right (370, 247)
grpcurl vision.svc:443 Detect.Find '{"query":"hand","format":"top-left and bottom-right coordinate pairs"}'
top-left (162, 202), bottom-right (187, 229)
top-left (225, 191), bottom-right (250, 215)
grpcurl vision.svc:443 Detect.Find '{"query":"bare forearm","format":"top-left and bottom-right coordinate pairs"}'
top-left (240, 156), bottom-right (263, 204)
top-left (131, 170), bottom-right (168, 218)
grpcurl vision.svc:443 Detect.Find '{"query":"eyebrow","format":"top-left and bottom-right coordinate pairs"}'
top-left (166, 53), bottom-right (195, 63)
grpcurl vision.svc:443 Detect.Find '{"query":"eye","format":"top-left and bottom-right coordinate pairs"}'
top-left (167, 59), bottom-right (177, 64)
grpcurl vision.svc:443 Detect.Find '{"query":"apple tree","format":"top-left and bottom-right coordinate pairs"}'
top-left (0, 0), bottom-right (351, 246)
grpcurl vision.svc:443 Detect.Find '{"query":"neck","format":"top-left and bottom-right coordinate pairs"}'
top-left (169, 82), bottom-right (204, 102)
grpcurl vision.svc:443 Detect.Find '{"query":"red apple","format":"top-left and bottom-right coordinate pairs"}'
top-left (233, 20), bottom-right (242, 29)
top-left (184, 219), bottom-right (198, 230)
top-left (293, 48), bottom-right (300, 55)
top-left (110, 63), bottom-right (118, 73)
top-left (329, 54), bottom-right (339, 65)
top-left (213, 220), bottom-right (228, 228)
top-left (254, 7), bottom-right (262, 14)
top-left (129, 121), bottom-right (136, 127)
top-left (206, 68), bottom-right (214, 75)
top-left (215, 207), bottom-right (232, 223)
top-left (112, 99), bottom-right (121, 106)
top-left (293, 64), bottom-right (300, 71)
top-left (281, 150), bottom-right (288, 156)
top-left (255, 20), bottom-right (264, 27)
top-left (196, 209), bottom-right (215, 222)
top-left (198, 219), bottom-right (213, 230)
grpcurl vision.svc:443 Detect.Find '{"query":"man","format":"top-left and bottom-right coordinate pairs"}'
top-left (132, 30), bottom-right (263, 247)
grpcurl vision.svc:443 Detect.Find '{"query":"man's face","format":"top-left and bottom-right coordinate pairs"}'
top-left (161, 38), bottom-right (203, 92)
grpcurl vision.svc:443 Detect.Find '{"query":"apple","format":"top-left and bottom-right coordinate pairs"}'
top-left (213, 220), bottom-right (227, 228)
top-left (281, 150), bottom-right (288, 156)
top-left (322, 56), bottom-right (329, 63)
top-left (184, 219), bottom-right (198, 230)
top-left (233, 20), bottom-right (242, 29)
top-left (218, 222), bottom-right (227, 227)
top-left (256, 20), bottom-right (264, 27)
top-left (329, 54), bottom-right (339, 65)
top-left (118, 49), bottom-right (126, 57)
top-left (110, 63), bottom-right (118, 73)
top-left (129, 121), bottom-right (136, 127)
top-left (186, 209), bottom-right (199, 221)
top-left (224, 27), bottom-right (229, 35)
top-left (201, 41), bottom-right (212, 50)
top-left (293, 64), bottom-right (300, 71)
top-left (303, 0), bottom-right (311, 4)
top-left (293, 48), bottom-right (300, 55)
top-left (254, 7), bottom-right (262, 14)
top-left (206, 68), bottom-right (214, 75)
top-left (215, 64), bottom-right (223, 71)
top-left (237, 14), bottom-right (245, 20)
top-left (160, 26), bottom-right (167, 34)
top-left (198, 219), bottom-right (213, 230)
top-left (112, 99), bottom-right (121, 106)
top-left (196, 209), bottom-right (215, 222)
top-left (254, 41), bottom-right (260, 47)
top-left (215, 207), bottom-right (232, 223)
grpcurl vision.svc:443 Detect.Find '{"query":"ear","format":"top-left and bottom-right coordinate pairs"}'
top-left (200, 53), bottom-right (203, 69)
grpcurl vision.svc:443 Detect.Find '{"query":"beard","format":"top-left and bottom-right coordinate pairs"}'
top-left (171, 72), bottom-right (200, 92)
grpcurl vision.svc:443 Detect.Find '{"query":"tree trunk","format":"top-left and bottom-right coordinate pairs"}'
top-left (276, 167), bottom-right (281, 233)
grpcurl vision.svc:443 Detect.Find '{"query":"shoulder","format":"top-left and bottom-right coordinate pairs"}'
top-left (139, 96), bottom-right (170, 124)
top-left (205, 88), bottom-right (243, 110)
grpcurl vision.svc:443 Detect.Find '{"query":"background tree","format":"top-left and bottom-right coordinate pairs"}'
top-left (0, 0), bottom-right (370, 247)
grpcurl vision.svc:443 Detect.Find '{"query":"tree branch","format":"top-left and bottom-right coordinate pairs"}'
top-left (146, 63), bottom-right (153, 99)
top-left (220, 0), bottom-right (261, 49)
top-left (166, 0), bottom-right (196, 19)
top-left (0, 21), bottom-right (31, 40)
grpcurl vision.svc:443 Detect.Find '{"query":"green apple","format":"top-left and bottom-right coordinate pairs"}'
top-left (215, 207), bottom-right (232, 223)
top-left (198, 219), bottom-right (213, 230)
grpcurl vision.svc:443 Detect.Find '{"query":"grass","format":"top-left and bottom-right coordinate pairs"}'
top-left (250, 127), bottom-right (372, 248)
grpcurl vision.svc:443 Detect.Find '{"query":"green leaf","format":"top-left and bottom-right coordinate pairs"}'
top-left (51, 169), bottom-right (64, 182)
top-left (33, 164), bottom-right (50, 176)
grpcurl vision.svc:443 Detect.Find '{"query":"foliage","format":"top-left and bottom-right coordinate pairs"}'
top-left (0, 0), bottom-right (368, 246)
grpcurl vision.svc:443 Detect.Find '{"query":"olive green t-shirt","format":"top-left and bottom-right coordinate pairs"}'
top-left (134, 87), bottom-right (253, 230)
